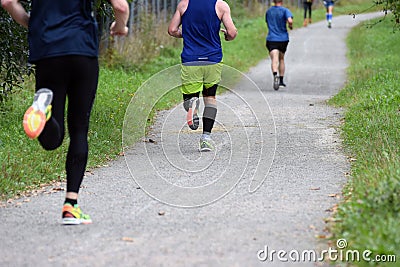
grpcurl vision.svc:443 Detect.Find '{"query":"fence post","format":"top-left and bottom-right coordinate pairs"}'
top-left (129, 2), bottom-right (135, 35)
top-left (157, 0), bottom-right (160, 21)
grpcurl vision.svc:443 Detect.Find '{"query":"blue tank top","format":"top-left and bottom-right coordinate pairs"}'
top-left (181, 0), bottom-right (222, 64)
top-left (28, 0), bottom-right (99, 63)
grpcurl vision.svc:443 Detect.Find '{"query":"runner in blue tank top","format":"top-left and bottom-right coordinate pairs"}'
top-left (1, 0), bottom-right (129, 225)
top-left (180, 0), bottom-right (222, 64)
top-left (168, 0), bottom-right (237, 152)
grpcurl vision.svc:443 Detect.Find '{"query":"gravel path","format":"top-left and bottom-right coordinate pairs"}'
top-left (0, 12), bottom-right (383, 267)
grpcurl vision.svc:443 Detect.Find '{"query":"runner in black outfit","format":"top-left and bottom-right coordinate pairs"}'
top-left (303, 0), bottom-right (313, 27)
top-left (1, 0), bottom-right (129, 224)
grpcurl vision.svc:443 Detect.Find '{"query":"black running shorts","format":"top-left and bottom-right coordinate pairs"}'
top-left (266, 41), bottom-right (289, 53)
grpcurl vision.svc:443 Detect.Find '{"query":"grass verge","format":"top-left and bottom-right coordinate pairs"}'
top-left (328, 16), bottom-right (400, 266)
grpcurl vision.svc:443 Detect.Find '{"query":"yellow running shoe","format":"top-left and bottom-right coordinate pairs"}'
top-left (62, 203), bottom-right (92, 225)
top-left (23, 88), bottom-right (53, 139)
top-left (199, 137), bottom-right (215, 152)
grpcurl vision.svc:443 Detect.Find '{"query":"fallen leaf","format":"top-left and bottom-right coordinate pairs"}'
top-left (323, 217), bottom-right (338, 223)
top-left (325, 204), bottom-right (338, 213)
top-left (310, 187), bottom-right (321, 191)
top-left (122, 237), bottom-right (134, 242)
top-left (52, 187), bottom-right (64, 191)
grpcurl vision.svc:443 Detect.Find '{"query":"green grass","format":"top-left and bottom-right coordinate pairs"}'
top-left (328, 17), bottom-right (400, 266)
top-left (0, 85), bottom-right (66, 195)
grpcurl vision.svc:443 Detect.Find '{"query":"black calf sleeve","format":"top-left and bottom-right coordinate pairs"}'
top-left (202, 104), bottom-right (217, 134)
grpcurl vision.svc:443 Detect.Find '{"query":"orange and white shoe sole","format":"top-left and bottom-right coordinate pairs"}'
top-left (23, 106), bottom-right (46, 139)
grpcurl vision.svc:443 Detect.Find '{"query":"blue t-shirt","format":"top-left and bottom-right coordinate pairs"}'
top-left (181, 0), bottom-right (222, 64)
top-left (265, 6), bottom-right (293, 42)
top-left (28, 0), bottom-right (99, 63)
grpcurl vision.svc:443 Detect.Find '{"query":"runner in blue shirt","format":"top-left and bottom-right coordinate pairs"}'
top-left (265, 0), bottom-right (293, 90)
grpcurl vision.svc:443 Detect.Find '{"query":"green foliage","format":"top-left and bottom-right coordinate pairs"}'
top-left (329, 18), bottom-right (400, 265)
top-left (374, 0), bottom-right (400, 28)
top-left (0, 6), bottom-right (31, 103)
top-left (222, 17), bottom-right (267, 70)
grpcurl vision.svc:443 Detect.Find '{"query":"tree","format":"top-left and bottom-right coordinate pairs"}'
top-left (373, 0), bottom-right (400, 29)
top-left (0, 6), bottom-right (30, 102)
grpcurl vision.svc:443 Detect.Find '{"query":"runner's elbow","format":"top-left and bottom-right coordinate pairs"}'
top-left (1, 0), bottom-right (13, 9)
top-left (226, 29), bottom-right (237, 41)
top-left (167, 27), bottom-right (174, 36)
top-left (168, 27), bottom-right (180, 37)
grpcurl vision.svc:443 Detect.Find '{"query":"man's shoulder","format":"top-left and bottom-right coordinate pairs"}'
top-left (277, 6), bottom-right (291, 11)
top-left (216, 0), bottom-right (230, 10)
top-left (276, 6), bottom-right (293, 15)
top-left (267, 6), bottom-right (288, 11)
top-left (266, 6), bottom-right (292, 19)
top-left (177, 0), bottom-right (189, 13)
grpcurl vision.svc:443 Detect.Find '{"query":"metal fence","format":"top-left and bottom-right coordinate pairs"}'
top-left (124, 0), bottom-right (276, 32)
top-left (124, 0), bottom-right (314, 32)
top-left (127, 0), bottom-right (176, 34)
top-left (99, 0), bottom-right (318, 48)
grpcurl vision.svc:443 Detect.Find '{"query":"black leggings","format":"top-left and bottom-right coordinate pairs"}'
top-left (35, 56), bottom-right (99, 193)
top-left (304, 2), bottom-right (312, 19)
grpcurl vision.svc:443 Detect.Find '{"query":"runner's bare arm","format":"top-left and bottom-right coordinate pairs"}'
top-left (287, 17), bottom-right (293, 30)
top-left (168, 9), bottom-right (183, 38)
top-left (217, 0), bottom-right (237, 41)
top-left (109, 0), bottom-right (129, 36)
top-left (1, 0), bottom-right (29, 28)
top-left (168, 0), bottom-right (188, 38)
